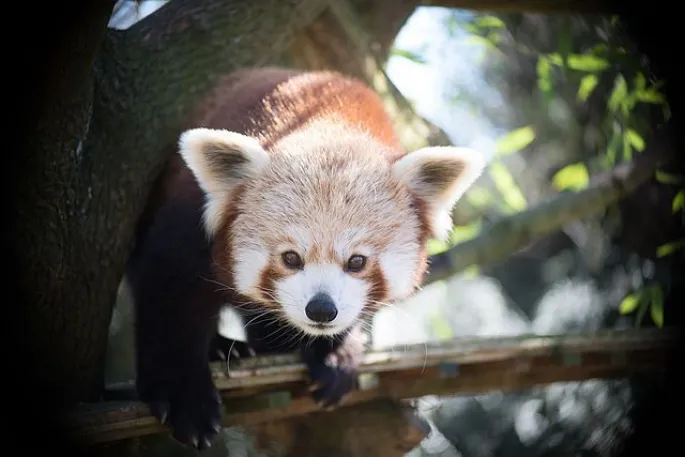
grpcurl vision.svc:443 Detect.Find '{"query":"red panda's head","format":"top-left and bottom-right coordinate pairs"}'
top-left (178, 126), bottom-right (486, 337)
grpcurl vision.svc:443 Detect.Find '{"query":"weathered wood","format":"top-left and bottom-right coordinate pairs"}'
top-left (64, 328), bottom-right (676, 445)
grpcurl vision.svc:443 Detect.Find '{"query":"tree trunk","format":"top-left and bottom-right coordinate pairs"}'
top-left (14, 0), bottom-right (118, 404)
top-left (13, 0), bottom-right (328, 410)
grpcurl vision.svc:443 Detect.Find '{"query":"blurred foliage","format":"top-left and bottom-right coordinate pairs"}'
top-left (428, 11), bottom-right (677, 326)
top-left (618, 284), bottom-right (664, 328)
top-left (552, 162), bottom-right (590, 192)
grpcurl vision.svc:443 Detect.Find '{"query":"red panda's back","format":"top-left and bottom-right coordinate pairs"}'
top-left (191, 67), bottom-right (404, 155)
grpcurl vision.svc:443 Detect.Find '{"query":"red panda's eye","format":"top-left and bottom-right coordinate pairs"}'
top-left (282, 251), bottom-right (304, 269)
top-left (346, 255), bottom-right (366, 272)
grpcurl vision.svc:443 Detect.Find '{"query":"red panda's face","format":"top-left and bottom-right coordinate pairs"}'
top-left (178, 127), bottom-right (486, 337)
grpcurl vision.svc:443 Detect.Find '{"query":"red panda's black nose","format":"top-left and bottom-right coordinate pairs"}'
top-left (305, 293), bottom-right (338, 323)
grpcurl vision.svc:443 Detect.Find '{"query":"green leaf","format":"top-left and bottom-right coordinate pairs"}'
top-left (624, 128), bottom-right (645, 152)
top-left (495, 126), bottom-right (536, 156)
top-left (634, 89), bottom-right (665, 104)
top-left (673, 190), bottom-right (685, 213)
top-left (635, 296), bottom-right (648, 327)
top-left (656, 238), bottom-right (685, 257)
top-left (567, 53), bottom-right (610, 72)
top-left (605, 133), bottom-right (620, 167)
top-left (545, 53), bottom-right (564, 66)
top-left (577, 74), bottom-right (599, 101)
top-left (608, 75), bottom-right (628, 113)
top-left (650, 286), bottom-right (664, 328)
top-left (619, 292), bottom-right (641, 314)
top-left (655, 171), bottom-right (685, 185)
top-left (485, 30), bottom-right (502, 45)
top-left (389, 47), bottom-right (426, 65)
top-left (537, 58), bottom-right (553, 93)
top-left (552, 162), bottom-right (590, 192)
top-left (489, 161), bottom-right (527, 212)
top-left (473, 15), bottom-right (505, 29)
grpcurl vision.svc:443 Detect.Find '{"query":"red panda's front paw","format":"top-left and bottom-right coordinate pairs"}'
top-left (302, 335), bottom-right (364, 410)
top-left (142, 377), bottom-right (223, 450)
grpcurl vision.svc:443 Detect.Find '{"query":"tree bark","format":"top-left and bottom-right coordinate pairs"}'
top-left (14, 0), bottom-right (328, 406)
top-left (14, 0), bottom-right (119, 404)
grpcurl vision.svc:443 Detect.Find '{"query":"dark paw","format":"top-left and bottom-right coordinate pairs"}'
top-left (302, 334), bottom-right (364, 409)
top-left (209, 333), bottom-right (256, 362)
top-left (141, 378), bottom-right (223, 450)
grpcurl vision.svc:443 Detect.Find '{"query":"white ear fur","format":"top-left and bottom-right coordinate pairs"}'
top-left (392, 146), bottom-right (487, 241)
top-left (178, 128), bottom-right (270, 236)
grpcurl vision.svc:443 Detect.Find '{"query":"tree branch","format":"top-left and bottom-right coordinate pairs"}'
top-left (424, 129), bottom-right (672, 284)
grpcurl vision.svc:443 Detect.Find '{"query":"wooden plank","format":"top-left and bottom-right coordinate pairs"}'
top-left (65, 328), bottom-right (677, 445)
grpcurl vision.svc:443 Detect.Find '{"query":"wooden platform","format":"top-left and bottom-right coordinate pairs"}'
top-left (64, 327), bottom-right (677, 445)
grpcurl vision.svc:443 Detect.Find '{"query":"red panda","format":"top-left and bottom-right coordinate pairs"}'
top-left (126, 67), bottom-right (486, 449)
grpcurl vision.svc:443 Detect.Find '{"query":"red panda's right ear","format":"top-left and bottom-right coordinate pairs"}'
top-left (178, 128), bottom-right (270, 236)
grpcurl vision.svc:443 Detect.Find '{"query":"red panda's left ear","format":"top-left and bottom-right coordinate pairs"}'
top-left (392, 146), bottom-right (487, 242)
top-left (178, 128), bottom-right (270, 236)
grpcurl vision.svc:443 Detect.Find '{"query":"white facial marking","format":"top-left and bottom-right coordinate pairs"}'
top-left (233, 243), bottom-right (269, 297)
top-left (379, 241), bottom-right (421, 300)
top-left (275, 263), bottom-right (368, 336)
